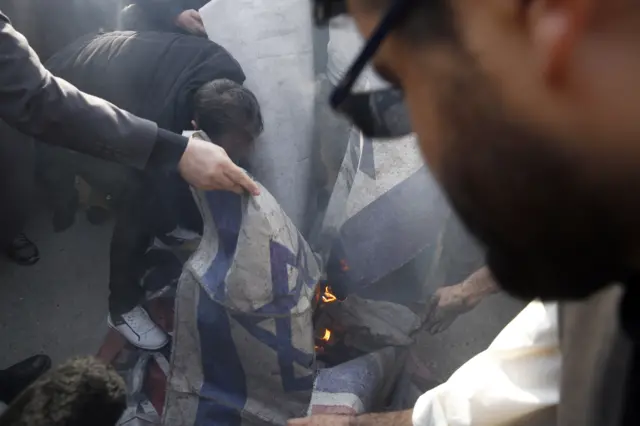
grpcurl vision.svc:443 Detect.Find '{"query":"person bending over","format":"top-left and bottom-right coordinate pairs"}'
top-left (38, 30), bottom-right (262, 349)
top-left (0, 11), bottom-right (257, 265)
top-left (108, 79), bottom-right (262, 349)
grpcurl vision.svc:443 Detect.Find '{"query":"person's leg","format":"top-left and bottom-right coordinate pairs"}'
top-left (35, 144), bottom-right (81, 233)
top-left (0, 121), bottom-right (39, 265)
top-left (76, 155), bottom-right (130, 227)
top-left (107, 178), bottom-right (168, 350)
top-left (107, 219), bottom-right (148, 318)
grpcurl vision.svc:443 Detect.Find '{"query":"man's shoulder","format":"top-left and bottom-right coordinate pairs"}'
top-left (165, 34), bottom-right (243, 76)
top-left (45, 31), bottom-right (137, 69)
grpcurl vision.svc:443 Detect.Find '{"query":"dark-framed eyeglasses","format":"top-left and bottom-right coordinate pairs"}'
top-left (312, 0), bottom-right (415, 138)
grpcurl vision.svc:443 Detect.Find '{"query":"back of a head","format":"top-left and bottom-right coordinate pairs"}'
top-left (194, 79), bottom-right (264, 142)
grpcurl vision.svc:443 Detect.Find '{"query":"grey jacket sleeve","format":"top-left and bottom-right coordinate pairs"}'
top-left (0, 12), bottom-right (158, 169)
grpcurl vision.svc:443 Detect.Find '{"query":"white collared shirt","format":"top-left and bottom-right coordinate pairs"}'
top-left (413, 301), bottom-right (560, 426)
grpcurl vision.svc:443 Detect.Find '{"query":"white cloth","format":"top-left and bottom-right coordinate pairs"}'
top-left (199, 0), bottom-right (314, 230)
top-left (412, 301), bottom-right (560, 426)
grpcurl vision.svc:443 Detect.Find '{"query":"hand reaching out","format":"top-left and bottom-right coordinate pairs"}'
top-left (175, 9), bottom-right (207, 36)
top-left (178, 136), bottom-right (260, 195)
top-left (424, 283), bottom-right (476, 335)
top-left (424, 267), bottom-right (499, 334)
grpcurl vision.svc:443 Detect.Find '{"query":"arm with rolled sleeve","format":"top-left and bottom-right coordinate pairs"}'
top-left (288, 301), bottom-right (560, 426)
top-left (0, 11), bottom-right (187, 170)
top-left (412, 301), bottom-right (560, 426)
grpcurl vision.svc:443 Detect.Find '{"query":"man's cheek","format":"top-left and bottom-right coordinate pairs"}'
top-left (345, 0), bottom-right (379, 40)
top-left (403, 91), bottom-right (448, 176)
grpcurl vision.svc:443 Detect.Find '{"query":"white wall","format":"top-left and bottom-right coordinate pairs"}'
top-left (201, 0), bottom-right (315, 230)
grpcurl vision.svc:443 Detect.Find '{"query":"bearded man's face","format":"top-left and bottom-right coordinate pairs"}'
top-left (345, 0), bottom-right (640, 300)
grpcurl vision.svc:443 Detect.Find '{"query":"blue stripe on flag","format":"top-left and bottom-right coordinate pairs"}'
top-left (202, 191), bottom-right (242, 301)
top-left (234, 314), bottom-right (315, 392)
top-left (274, 316), bottom-right (315, 391)
top-left (327, 166), bottom-right (449, 295)
top-left (196, 286), bottom-right (247, 426)
top-left (254, 236), bottom-right (317, 316)
top-left (359, 137), bottom-right (375, 179)
top-left (232, 237), bottom-right (317, 391)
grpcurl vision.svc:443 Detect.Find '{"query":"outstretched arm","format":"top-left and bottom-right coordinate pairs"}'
top-left (290, 302), bottom-right (559, 426)
top-left (0, 11), bottom-right (157, 168)
top-left (456, 266), bottom-right (500, 306)
top-left (425, 266), bottom-right (500, 334)
top-left (0, 11), bottom-right (257, 194)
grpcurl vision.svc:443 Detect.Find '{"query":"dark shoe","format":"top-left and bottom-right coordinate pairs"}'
top-left (5, 234), bottom-right (39, 266)
top-left (0, 355), bottom-right (51, 403)
top-left (52, 194), bottom-right (79, 233)
top-left (86, 206), bottom-right (111, 226)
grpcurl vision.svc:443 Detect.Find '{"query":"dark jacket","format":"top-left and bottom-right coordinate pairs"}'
top-left (0, 11), bottom-right (157, 169)
top-left (127, 0), bottom-right (209, 33)
top-left (46, 31), bottom-right (245, 136)
top-left (43, 31), bottom-right (247, 315)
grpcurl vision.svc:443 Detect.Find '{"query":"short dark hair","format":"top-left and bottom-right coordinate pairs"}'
top-left (364, 0), bottom-right (456, 44)
top-left (194, 79), bottom-right (264, 141)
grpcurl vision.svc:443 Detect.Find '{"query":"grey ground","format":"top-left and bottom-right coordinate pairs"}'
top-left (0, 207), bottom-right (111, 367)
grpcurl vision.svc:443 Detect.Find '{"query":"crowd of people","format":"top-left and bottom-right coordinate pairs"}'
top-left (1, 0), bottom-right (640, 424)
top-left (0, 0), bottom-right (263, 412)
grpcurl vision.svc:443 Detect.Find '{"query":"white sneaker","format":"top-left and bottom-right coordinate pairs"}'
top-left (108, 306), bottom-right (168, 350)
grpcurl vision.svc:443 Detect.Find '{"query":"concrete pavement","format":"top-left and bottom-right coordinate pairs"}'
top-left (0, 208), bottom-right (111, 368)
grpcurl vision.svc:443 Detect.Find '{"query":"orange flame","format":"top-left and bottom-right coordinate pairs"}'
top-left (321, 329), bottom-right (331, 341)
top-left (322, 286), bottom-right (337, 303)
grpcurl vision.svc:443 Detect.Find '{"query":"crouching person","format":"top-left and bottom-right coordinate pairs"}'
top-left (108, 81), bottom-right (263, 349)
top-left (37, 31), bottom-right (264, 349)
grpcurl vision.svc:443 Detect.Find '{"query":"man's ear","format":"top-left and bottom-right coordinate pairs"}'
top-left (526, 0), bottom-right (592, 86)
top-left (191, 120), bottom-right (199, 130)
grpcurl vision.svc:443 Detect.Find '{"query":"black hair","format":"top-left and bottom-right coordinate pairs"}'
top-left (193, 79), bottom-right (264, 141)
top-left (365, 0), bottom-right (457, 43)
